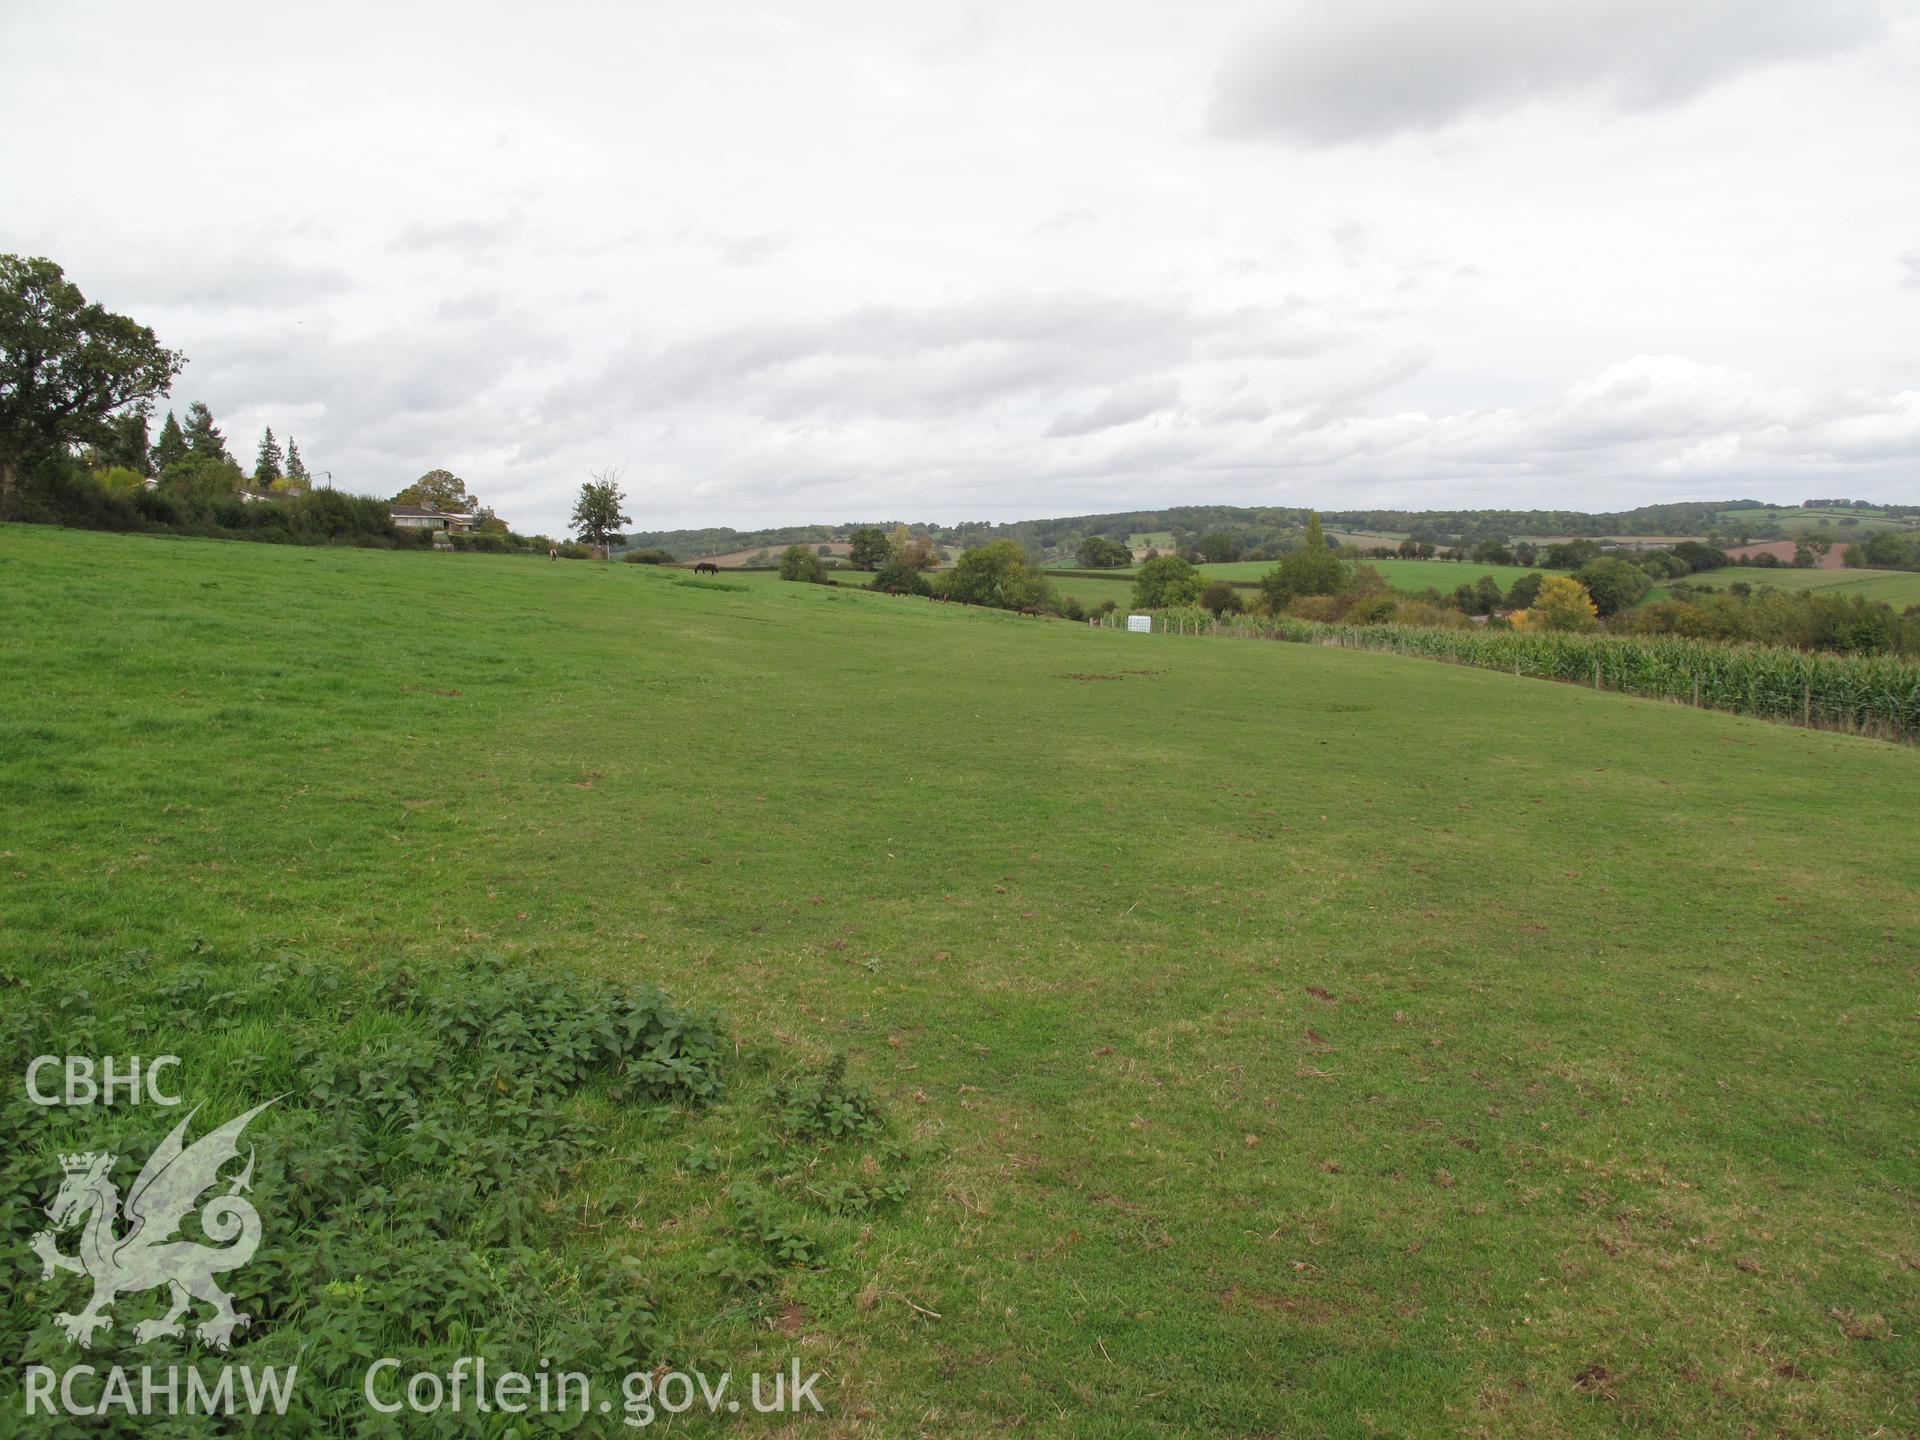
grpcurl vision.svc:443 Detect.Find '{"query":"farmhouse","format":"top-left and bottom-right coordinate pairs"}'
top-left (389, 503), bottom-right (475, 533)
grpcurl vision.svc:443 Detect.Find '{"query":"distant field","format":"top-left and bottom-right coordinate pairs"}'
top-left (1327, 529), bottom-right (1409, 545)
top-left (1656, 565), bottom-right (1920, 608)
top-left (1718, 507), bottom-right (1914, 536)
top-left (1723, 541), bottom-right (1848, 570)
top-left (691, 541), bottom-right (850, 566)
top-left (5, 524), bottom-right (1917, 1436)
top-left (1052, 557), bottom-right (1541, 597)
top-left (1348, 557), bottom-right (1540, 594)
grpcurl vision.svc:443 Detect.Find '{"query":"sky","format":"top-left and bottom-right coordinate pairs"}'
top-left (3, 0), bottom-right (1918, 536)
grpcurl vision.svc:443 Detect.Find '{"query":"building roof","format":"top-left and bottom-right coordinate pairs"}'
top-left (390, 504), bottom-right (474, 520)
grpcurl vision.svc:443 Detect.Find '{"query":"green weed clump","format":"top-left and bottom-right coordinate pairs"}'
top-left (0, 948), bottom-right (912, 1434)
top-left (765, 1054), bottom-right (885, 1140)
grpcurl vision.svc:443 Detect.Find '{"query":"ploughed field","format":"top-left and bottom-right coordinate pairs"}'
top-left (1, 524), bottom-right (1915, 1437)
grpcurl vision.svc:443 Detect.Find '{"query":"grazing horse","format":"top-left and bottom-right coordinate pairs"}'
top-left (693, 561), bottom-right (720, 575)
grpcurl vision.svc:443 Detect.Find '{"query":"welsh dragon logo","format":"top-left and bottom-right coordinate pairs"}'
top-left (30, 1100), bottom-right (277, 1350)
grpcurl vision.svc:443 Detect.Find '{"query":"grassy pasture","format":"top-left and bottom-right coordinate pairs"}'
top-left (1340, 556), bottom-right (1541, 595)
top-left (1, 523), bottom-right (1917, 1436)
top-left (1656, 565), bottom-right (1920, 608)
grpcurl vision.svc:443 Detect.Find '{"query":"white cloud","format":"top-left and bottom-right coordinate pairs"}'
top-left (2, 0), bottom-right (1916, 532)
top-left (1045, 377), bottom-right (1181, 437)
top-left (1209, 0), bottom-right (1890, 144)
top-left (537, 288), bottom-right (1339, 437)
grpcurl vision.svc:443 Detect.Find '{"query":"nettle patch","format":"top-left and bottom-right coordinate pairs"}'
top-left (0, 950), bottom-right (919, 1435)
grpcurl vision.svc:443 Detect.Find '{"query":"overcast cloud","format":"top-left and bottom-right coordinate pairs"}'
top-left (3, 0), bottom-right (1917, 534)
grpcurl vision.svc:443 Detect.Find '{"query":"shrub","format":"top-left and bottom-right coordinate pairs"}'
top-left (131, 487), bottom-right (179, 525)
top-left (1076, 535), bottom-right (1133, 568)
top-left (92, 465), bottom-right (148, 495)
top-left (1451, 574), bottom-right (1506, 615)
top-left (1506, 572), bottom-right (1545, 609)
top-left (946, 539), bottom-right (1055, 610)
top-left (778, 545), bottom-right (826, 582)
top-left (1258, 514), bottom-right (1348, 609)
top-left (1543, 539), bottom-right (1603, 570)
top-left (870, 558), bottom-right (932, 595)
top-left (159, 452), bottom-right (245, 504)
top-left (1132, 555), bottom-right (1206, 610)
top-left (292, 488), bottom-right (394, 540)
top-left (1346, 591), bottom-right (1399, 624)
top-left (1575, 556), bottom-right (1652, 617)
top-left (1671, 541), bottom-right (1730, 573)
top-left (1199, 581), bottom-right (1245, 617)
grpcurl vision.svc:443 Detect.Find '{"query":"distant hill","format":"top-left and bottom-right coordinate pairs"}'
top-left (625, 498), bottom-right (1920, 563)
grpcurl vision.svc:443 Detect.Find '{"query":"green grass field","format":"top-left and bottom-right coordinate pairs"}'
top-left (1655, 566), bottom-right (1920, 608)
top-left (2, 524), bottom-right (1917, 1436)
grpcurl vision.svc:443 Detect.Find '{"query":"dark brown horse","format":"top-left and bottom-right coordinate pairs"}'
top-left (693, 561), bottom-right (720, 575)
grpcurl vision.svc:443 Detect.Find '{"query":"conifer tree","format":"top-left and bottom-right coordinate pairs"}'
top-left (182, 401), bottom-right (229, 462)
top-left (253, 426), bottom-right (283, 487)
top-left (150, 409), bottom-right (188, 472)
top-left (285, 437), bottom-right (309, 486)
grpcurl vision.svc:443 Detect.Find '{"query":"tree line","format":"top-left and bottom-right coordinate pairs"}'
top-left (1117, 516), bottom-right (1920, 659)
top-left (0, 254), bottom-right (650, 558)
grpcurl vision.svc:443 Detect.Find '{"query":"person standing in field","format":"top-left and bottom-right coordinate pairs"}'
top-left (549, 546), bottom-right (557, 563)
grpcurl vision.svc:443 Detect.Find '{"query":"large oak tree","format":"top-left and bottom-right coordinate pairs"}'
top-left (0, 255), bottom-right (183, 503)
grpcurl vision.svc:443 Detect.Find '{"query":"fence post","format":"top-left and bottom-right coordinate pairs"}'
top-left (1594, 658), bottom-right (1601, 690)
top-left (1693, 675), bottom-right (1701, 708)
top-left (1802, 681), bottom-right (1812, 727)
